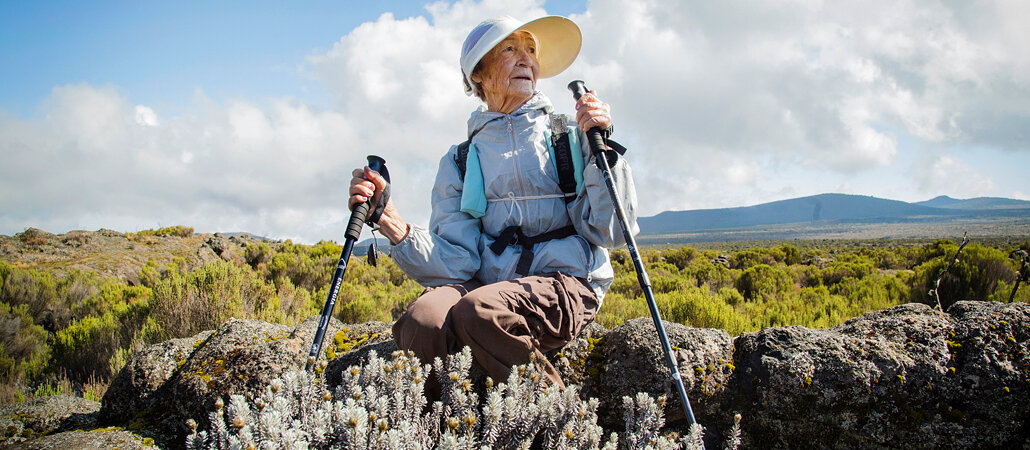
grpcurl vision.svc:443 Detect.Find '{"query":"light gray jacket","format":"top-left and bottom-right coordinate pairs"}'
top-left (390, 92), bottom-right (638, 300)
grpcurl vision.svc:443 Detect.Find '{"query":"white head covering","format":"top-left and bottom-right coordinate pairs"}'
top-left (460, 16), bottom-right (582, 96)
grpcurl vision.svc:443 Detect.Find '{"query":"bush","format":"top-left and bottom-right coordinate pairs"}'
top-left (150, 260), bottom-right (278, 341)
top-left (130, 225), bottom-right (195, 238)
top-left (910, 242), bottom-right (1016, 309)
top-left (0, 302), bottom-right (50, 383)
top-left (735, 264), bottom-right (794, 302)
top-left (659, 288), bottom-right (747, 335)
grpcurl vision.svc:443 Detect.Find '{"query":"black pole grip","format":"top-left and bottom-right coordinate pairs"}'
top-left (567, 81), bottom-right (609, 163)
top-left (344, 155), bottom-right (387, 241)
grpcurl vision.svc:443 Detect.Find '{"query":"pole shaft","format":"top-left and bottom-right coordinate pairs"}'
top-left (595, 150), bottom-right (698, 426)
top-left (568, 78), bottom-right (699, 428)
top-left (306, 239), bottom-right (355, 371)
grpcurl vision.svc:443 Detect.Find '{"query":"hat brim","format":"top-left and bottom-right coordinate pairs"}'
top-left (517, 16), bottom-right (582, 79)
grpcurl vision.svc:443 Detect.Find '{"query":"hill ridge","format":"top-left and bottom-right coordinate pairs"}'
top-left (639, 192), bottom-right (1030, 236)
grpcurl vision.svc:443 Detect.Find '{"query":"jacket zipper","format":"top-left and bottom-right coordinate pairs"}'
top-left (507, 116), bottom-right (526, 225)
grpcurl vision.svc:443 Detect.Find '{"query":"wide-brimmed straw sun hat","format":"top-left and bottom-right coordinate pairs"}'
top-left (460, 15), bottom-right (582, 96)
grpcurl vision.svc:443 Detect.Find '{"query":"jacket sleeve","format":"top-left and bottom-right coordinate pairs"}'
top-left (567, 128), bottom-right (639, 248)
top-left (389, 148), bottom-right (482, 286)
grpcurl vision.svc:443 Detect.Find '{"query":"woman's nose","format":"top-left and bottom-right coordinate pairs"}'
top-left (515, 49), bottom-right (531, 66)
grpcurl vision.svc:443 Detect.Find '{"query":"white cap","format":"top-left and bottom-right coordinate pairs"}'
top-left (460, 16), bottom-right (582, 96)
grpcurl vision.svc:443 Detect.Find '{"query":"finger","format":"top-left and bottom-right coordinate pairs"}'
top-left (363, 166), bottom-right (388, 189)
top-left (349, 194), bottom-right (367, 209)
top-left (575, 90), bottom-right (602, 108)
top-left (577, 108), bottom-right (611, 130)
top-left (350, 182), bottom-right (375, 200)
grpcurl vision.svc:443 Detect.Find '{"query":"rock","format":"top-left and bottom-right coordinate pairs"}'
top-left (731, 302), bottom-right (1030, 449)
top-left (322, 321), bottom-right (395, 388)
top-left (588, 317), bottom-right (734, 428)
top-left (99, 330), bottom-right (214, 424)
top-left (59, 301), bottom-right (1025, 448)
top-left (1, 395), bottom-right (100, 444)
top-left (100, 316), bottom-right (346, 446)
top-left (550, 321), bottom-right (609, 386)
top-left (204, 235), bottom-right (229, 256)
top-left (16, 228), bottom-right (55, 247)
top-left (711, 255), bottom-right (731, 268)
top-left (196, 245), bottom-right (219, 265)
top-left (940, 301), bottom-right (1030, 447)
top-left (10, 428), bottom-right (152, 449)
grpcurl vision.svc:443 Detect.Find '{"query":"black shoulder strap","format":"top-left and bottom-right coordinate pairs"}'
top-left (453, 113), bottom-right (577, 201)
top-left (455, 140), bottom-right (471, 182)
top-left (548, 113), bottom-right (577, 204)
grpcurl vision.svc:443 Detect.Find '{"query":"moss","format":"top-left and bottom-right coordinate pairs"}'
top-left (91, 426), bottom-right (123, 432)
top-left (143, 437), bottom-right (155, 446)
top-left (263, 333), bottom-right (289, 342)
top-left (899, 404), bottom-right (929, 427)
top-left (938, 403), bottom-right (968, 424)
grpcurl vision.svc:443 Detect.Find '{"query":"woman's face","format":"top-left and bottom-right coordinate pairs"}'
top-left (472, 31), bottom-right (540, 114)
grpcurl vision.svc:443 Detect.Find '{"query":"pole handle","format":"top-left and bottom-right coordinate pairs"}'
top-left (567, 81), bottom-right (609, 162)
top-left (345, 155), bottom-right (387, 241)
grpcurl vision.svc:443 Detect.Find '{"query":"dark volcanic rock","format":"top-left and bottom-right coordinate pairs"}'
top-left (551, 321), bottom-right (609, 386)
top-left (100, 330), bottom-right (214, 424)
top-left (1, 395), bottom-right (100, 444)
top-left (10, 429), bottom-right (151, 449)
top-left (100, 316), bottom-right (346, 446)
top-left (322, 321), bottom-right (395, 388)
top-left (588, 317), bottom-right (735, 428)
top-left (30, 300), bottom-right (1017, 449)
top-left (732, 302), bottom-right (1030, 449)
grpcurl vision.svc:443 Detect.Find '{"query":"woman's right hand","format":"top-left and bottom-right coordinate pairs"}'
top-left (349, 166), bottom-right (409, 245)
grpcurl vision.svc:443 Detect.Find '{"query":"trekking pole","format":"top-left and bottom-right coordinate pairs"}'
top-left (305, 155), bottom-right (388, 372)
top-left (568, 81), bottom-right (701, 430)
top-left (1010, 249), bottom-right (1029, 302)
top-left (930, 232), bottom-right (968, 311)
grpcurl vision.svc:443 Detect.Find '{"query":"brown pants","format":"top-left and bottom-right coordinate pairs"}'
top-left (392, 272), bottom-right (598, 388)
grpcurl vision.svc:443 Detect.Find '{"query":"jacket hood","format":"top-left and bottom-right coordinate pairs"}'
top-left (467, 91), bottom-right (555, 139)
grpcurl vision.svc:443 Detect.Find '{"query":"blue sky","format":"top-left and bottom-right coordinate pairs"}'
top-left (0, 1), bottom-right (584, 116)
top-left (1, 0), bottom-right (1027, 242)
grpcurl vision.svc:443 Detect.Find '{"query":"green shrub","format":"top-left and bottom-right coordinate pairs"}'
top-left (150, 260), bottom-right (277, 341)
top-left (735, 264), bottom-right (794, 302)
top-left (0, 302), bottom-right (51, 383)
top-left (730, 248), bottom-right (782, 270)
top-left (910, 242), bottom-right (1016, 309)
top-left (52, 286), bottom-right (151, 381)
top-left (659, 287), bottom-right (747, 335)
top-left (130, 225), bottom-right (194, 238)
top-left (821, 260), bottom-right (875, 286)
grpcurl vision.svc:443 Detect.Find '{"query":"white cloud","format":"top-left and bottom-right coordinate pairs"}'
top-left (1, 0), bottom-right (1027, 242)
top-left (134, 105), bottom-right (158, 127)
top-left (724, 160), bottom-right (761, 186)
top-left (915, 155), bottom-right (997, 198)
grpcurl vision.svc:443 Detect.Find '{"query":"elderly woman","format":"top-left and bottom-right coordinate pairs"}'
top-left (349, 15), bottom-right (637, 387)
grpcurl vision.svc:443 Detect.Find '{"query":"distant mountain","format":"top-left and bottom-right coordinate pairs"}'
top-left (914, 196), bottom-right (1030, 210)
top-left (638, 193), bottom-right (1030, 236)
top-left (915, 195), bottom-right (963, 208)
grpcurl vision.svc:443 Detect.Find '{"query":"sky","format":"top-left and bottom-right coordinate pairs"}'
top-left (1, 0), bottom-right (1028, 243)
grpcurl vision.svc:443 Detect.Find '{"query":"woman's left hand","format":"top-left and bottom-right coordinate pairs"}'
top-left (574, 90), bottom-right (612, 132)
